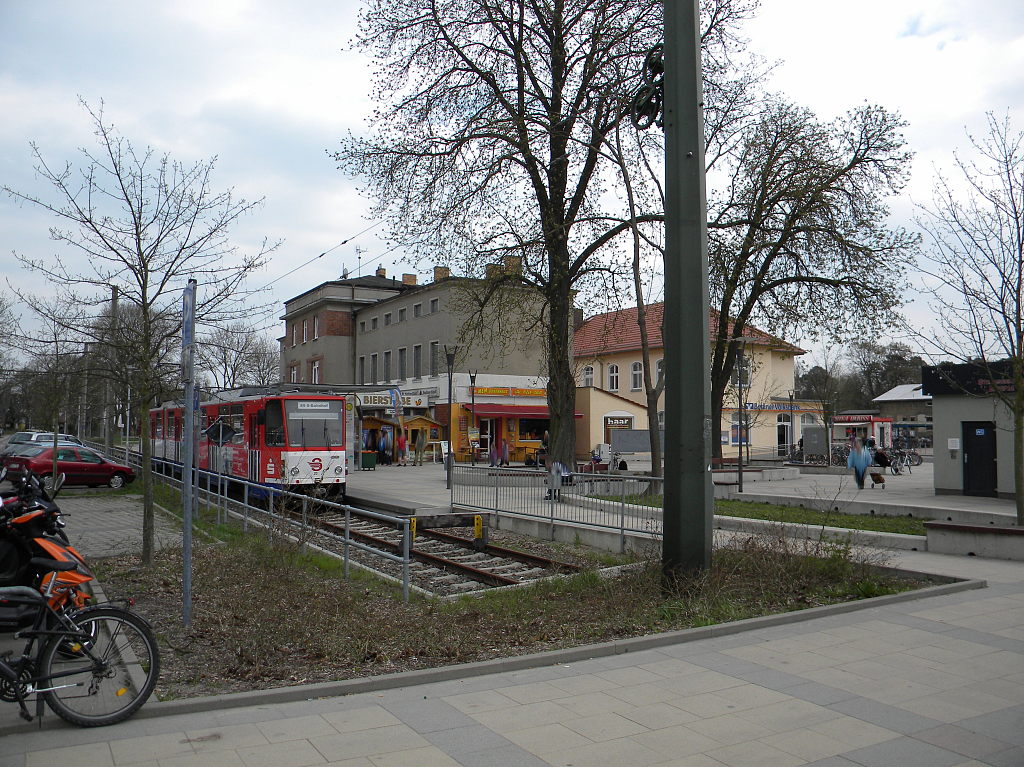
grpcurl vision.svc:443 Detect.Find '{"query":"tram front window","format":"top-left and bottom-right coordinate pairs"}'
top-left (284, 399), bottom-right (344, 448)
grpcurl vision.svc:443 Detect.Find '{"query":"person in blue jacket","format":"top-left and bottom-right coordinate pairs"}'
top-left (847, 438), bottom-right (872, 490)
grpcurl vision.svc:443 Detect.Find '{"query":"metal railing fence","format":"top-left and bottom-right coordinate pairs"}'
top-left (451, 465), bottom-right (664, 552)
top-left (82, 440), bottom-right (415, 601)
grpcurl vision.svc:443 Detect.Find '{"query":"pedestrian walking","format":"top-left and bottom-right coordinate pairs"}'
top-left (847, 438), bottom-right (872, 490)
top-left (413, 429), bottom-right (427, 466)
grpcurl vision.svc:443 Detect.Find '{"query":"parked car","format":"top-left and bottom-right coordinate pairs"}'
top-left (24, 432), bottom-right (83, 446)
top-left (3, 446), bottom-right (135, 488)
top-left (0, 442), bottom-right (81, 462)
top-left (4, 431), bottom-right (43, 447)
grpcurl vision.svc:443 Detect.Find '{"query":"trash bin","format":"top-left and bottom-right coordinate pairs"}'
top-left (360, 451), bottom-right (377, 470)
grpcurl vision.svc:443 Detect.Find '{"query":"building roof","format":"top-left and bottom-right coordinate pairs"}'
top-left (872, 384), bottom-right (932, 403)
top-left (572, 302), bottom-right (805, 358)
top-left (283, 275), bottom-right (414, 309)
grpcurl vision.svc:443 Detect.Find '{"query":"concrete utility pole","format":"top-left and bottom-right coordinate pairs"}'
top-left (661, 0), bottom-right (713, 575)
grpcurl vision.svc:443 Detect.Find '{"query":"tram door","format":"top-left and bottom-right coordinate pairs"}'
top-left (962, 421), bottom-right (997, 497)
top-left (247, 413), bottom-right (260, 482)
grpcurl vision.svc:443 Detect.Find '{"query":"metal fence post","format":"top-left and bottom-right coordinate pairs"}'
top-left (243, 482), bottom-right (249, 533)
top-left (401, 520), bottom-right (410, 603)
top-left (343, 506), bottom-right (350, 579)
top-left (619, 477), bottom-right (627, 554)
top-left (301, 496), bottom-right (308, 555)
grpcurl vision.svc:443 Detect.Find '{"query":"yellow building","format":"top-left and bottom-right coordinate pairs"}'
top-left (572, 303), bottom-right (822, 460)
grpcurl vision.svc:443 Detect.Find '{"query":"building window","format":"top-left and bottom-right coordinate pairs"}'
top-left (291, 324), bottom-right (296, 347)
top-left (371, 317), bottom-right (378, 330)
top-left (313, 315), bottom-right (319, 339)
top-left (413, 344), bottom-right (422, 378)
top-left (657, 358), bottom-right (664, 384)
top-left (413, 303), bottom-right (422, 318)
top-left (731, 412), bottom-right (749, 445)
top-left (430, 298), bottom-right (439, 313)
top-left (358, 356), bottom-right (365, 385)
top-left (359, 321), bottom-right (366, 333)
top-left (429, 341), bottom-right (439, 376)
top-left (311, 360), bottom-right (321, 384)
top-left (398, 347), bottom-right (407, 379)
top-left (289, 365), bottom-right (298, 383)
top-left (583, 366), bottom-right (594, 387)
top-left (370, 353), bottom-right (378, 384)
top-left (383, 350), bottom-right (392, 381)
top-left (608, 364), bottom-right (619, 391)
top-left (302, 319), bottom-right (308, 343)
top-left (658, 410), bottom-right (665, 430)
top-left (384, 312), bottom-right (392, 326)
top-left (631, 362), bottom-right (643, 391)
top-left (398, 307), bottom-right (406, 322)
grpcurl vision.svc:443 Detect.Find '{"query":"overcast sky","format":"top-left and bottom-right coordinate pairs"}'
top-left (1, 0), bottom-right (1021, 350)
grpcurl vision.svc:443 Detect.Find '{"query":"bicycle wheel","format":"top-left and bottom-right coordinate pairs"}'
top-left (909, 451), bottom-right (923, 466)
top-left (40, 606), bottom-right (160, 727)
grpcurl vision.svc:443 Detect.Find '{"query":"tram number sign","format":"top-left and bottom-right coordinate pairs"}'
top-left (205, 419), bottom-right (237, 446)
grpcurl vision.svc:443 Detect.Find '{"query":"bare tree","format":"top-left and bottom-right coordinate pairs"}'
top-left (706, 100), bottom-right (918, 456)
top-left (917, 111), bottom-right (1024, 523)
top-left (336, 0), bottom-right (756, 467)
top-left (198, 322), bottom-right (281, 390)
top-left (4, 101), bottom-right (276, 565)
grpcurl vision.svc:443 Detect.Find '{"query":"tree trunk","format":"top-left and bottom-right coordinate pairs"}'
top-left (545, 271), bottom-right (576, 469)
top-left (139, 379), bottom-right (154, 567)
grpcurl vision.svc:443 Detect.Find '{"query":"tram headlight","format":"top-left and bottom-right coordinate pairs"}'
top-left (290, 467), bottom-right (300, 476)
top-left (334, 465), bottom-right (344, 475)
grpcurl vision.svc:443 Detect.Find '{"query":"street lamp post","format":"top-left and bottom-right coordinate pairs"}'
top-left (737, 345), bottom-right (746, 493)
top-left (469, 371), bottom-right (477, 466)
top-left (444, 346), bottom-right (458, 490)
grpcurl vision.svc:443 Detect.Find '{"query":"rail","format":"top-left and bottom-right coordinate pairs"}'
top-left (83, 440), bottom-right (416, 601)
top-left (450, 465), bottom-right (664, 552)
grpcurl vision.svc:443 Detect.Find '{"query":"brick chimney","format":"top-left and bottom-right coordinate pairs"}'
top-left (433, 266), bottom-right (450, 282)
top-left (402, 273), bottom-right (417, 285)
top-left (503, 255), bottom-right (522, 274)
top-left (485, 263), bottom-right (501, 279)
top-left (375, 267), bottom-right (386, 278)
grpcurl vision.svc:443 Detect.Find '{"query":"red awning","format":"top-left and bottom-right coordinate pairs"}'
top-left (465, 404), bottom-right (583, 419)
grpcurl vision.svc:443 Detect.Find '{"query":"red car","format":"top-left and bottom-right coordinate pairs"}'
top-left (3, 446), bottom-right (136, 488)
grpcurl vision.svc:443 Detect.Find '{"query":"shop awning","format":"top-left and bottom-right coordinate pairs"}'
top-left (465, 404), bottom-right (583, 419)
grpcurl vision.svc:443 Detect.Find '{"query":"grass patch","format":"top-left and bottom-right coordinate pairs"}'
top-left (93, 521), bottom-right (929, 700)
top-left (596, 493), bottom-right (928, 536)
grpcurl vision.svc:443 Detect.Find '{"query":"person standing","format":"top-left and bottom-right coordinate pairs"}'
top-left (847, 438), bottom-right (872, 490)
top-left (396, 430), bottom-right (408, 466)
top-left (413, 429), bottom-right (427, 466)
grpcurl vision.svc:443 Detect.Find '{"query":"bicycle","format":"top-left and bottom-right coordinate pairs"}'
top-left (889, 449), bottom-right (912, 476)
top-left (0, 559), bottom-right (160, 727)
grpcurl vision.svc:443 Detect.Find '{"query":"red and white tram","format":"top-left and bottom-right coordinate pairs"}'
top-left (150, 387), bottom-right (348, 496)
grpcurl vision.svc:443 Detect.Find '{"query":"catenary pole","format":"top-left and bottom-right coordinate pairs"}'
top-left (662, 0), bottom-right (713, 575)
top-left (181, 279), bottom-right (197, 626)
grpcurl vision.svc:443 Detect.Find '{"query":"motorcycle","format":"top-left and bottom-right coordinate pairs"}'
top-left (0, 469), bottom-right (95, 631)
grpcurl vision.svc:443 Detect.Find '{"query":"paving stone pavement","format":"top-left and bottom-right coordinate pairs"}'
top-left (54, 492), bottom-right (182, 559)
top-left (2, 472), bottom-right (1023, 766)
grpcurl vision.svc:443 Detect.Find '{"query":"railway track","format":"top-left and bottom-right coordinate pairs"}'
top-left (244, 500), bottom-right (584, 596)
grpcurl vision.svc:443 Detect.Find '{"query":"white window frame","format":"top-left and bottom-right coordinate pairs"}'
top-left (398, 307), bottom-right (406, 322)
top-left (311, 359), bottom-right (321, 384)
top-left (313, 315), bottom-right (319, 339)
top-left (413, 303), bottom-right (422, 318)
top-left (608, 364), bottom-right (619, 391)
top-left (302, 319), bottom-right (308, 343)
top-left (384, 312), bottom-right (392, 326)
top-left (430, 298), bottom-right (439, 313)
top-left (583, 365), bottom-right (594, 387)
top-left (631, 361), bottom-right (643, 391)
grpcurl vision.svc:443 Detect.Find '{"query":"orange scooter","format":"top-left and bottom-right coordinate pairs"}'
top-left (0, 470), bottom-right (94, 630)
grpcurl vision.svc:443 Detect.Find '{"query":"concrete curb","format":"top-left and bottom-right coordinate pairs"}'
top-left (0, 573), bottom-right (983, 734)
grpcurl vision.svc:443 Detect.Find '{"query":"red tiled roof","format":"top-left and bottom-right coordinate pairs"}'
top-left (572, 303), bottom-right (804, 358)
